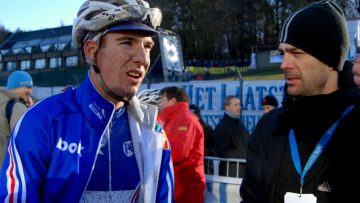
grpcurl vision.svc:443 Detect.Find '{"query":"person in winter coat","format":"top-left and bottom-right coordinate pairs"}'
top-left (0, 1), bottom-right (174, 202)
top-left (240, 1), bottom-right (360, 202)
top-left (189, 103), bottom-right (215, 157)
top-left (261, 95), bottom-right (279, 114)
top-left (0, 70), bottom-right (33, 167)
top-left (158, 86), bottom-right (206, 203)
top-left (214, 95), bottom-right (249, 177)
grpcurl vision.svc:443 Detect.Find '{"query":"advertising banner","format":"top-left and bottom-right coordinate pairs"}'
top-left (140, 79), bottom-right (285, 133)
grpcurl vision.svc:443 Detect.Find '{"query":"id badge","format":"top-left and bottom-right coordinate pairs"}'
top-left (284, 192), bottom-right (317, 203)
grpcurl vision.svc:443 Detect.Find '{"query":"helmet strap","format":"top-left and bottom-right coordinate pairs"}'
top-left (93, 64), bottom-right (100, 73)
top-left (96, 72), bottom-right (130, 105)
top-left (92, 43), bottom-right (130, 105)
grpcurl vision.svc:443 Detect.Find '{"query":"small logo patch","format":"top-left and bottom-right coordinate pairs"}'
top-left (178, 126), bottom-right (188, 131)
top-left (89, 102), bottom-right (106, 120)
top-left (317, 181), bottom-right (332, 192)
top-left (123, 141), bottom-right (135, 157)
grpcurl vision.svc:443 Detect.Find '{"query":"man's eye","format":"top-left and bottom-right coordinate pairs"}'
top-left (293, 51), bottom-right (305, 55)
top-left (145, 44), bottom-right (153, 49)
top-left (120, 41), bottom-right (132, 45)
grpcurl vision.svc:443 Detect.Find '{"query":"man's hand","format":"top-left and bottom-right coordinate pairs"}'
top-left (19, 93), bottom-right (34, 108)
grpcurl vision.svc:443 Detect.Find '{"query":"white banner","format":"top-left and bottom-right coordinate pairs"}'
top-left (28, 79), bottom-right (286, 133)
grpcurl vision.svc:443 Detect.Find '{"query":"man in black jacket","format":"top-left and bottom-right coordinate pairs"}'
top-left (214, 95), bottom-right (249, 177)
top-left (189, 104), bottom-right (215, 156)
top-left (240, 1), bottom-right (360, 203)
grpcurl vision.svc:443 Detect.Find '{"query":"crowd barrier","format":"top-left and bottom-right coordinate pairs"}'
top-left (204, 156), bottom-right (246, 203)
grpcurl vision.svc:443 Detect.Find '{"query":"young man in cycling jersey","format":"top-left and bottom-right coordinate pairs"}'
top-left (0, 1), bottom-right (174, 202)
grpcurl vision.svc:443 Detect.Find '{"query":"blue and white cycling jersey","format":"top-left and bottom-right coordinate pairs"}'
top-left (0, 73), bottom-right (174, 203)
top-left (82, 107), bottom-right (140, 202)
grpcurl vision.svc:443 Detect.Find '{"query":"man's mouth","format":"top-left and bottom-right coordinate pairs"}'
top-left (128, 71), bottom-right (141, 78)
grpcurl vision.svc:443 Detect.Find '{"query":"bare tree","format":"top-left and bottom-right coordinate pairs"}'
top-left (0, 26), bottom-right (11, 44)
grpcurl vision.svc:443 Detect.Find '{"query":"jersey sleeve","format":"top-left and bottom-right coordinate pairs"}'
top-left (0, 107), bottom-right (51, 202)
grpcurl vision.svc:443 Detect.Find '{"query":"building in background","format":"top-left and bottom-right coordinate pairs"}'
top-left (0, 26), bottom-right (88, 87)
top-left (0, 26), bottom-right (175, 87)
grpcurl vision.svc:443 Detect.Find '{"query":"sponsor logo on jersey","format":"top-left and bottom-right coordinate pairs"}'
top-left (56, 137), bottom-right (84, 156)
top-left (89, 102), bottom-right (106, 120)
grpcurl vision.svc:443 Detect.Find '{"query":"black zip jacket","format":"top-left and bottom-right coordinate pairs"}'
top-left (240, 87), bottom-right (360, 203)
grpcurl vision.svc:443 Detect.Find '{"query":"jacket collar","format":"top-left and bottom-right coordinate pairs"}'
top-left (279, 88), bottom-right (360, 130)
top-left (158, 101), bottom-right (189, 124)
top-left (76, 73), bottom-right (115, 131)
top-left (75, 73), bottom-right (158, 131)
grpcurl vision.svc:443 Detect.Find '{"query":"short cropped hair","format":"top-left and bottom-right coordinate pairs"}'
top-left (224, 95), bottom-right (239, 107)
top-left (160, 86), bottom-right (188, 102)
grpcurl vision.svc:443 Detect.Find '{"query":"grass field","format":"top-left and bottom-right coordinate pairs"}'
top-left (212, 67), bottom-right (284, 81)
top-left (243, 73), bottom-right (284, 80)
top-left (187, 65), bottom-right (284, 81)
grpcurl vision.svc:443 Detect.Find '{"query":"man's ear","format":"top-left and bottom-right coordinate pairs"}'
top-left (169, 97), bottom-right (177, 105)
top-left (83, 40), bottom-right (98, 62)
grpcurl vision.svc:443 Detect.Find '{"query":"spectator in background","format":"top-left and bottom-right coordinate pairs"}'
top-left (158, 86), bottom-right (206, 203)
top-left (0, 1), bottom-right (174, 202)
top-left (241, 1), bottom-right (360, 202)
top-left (214, 95), bottom-right (249, 177)
top-left (60, 85), bottom-right (75, 93)
top-left (189, 103), bottom-right (215, 156)
top-left (4, 71), bottom-right (33, 107)
top-left (204, 68), bottom-right (211, 80)
top-left (0, 70), bottom-right (33, 167)
top-left (196, 73), bottom-right (204, 80)
top-left (261, 95), bottom-right (279, 114)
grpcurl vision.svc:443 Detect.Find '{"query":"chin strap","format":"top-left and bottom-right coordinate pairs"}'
top-left (95, 66), bottom-right (130, 105)
top-left (93, 64), bottom-right (100, 74)
top-left (88, 39), bottom-right (131, 105)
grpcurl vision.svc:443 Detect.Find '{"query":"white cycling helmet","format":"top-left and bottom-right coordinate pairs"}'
top-left (72, 0), bottom-right (162, 48)
top-left (137, 89), bottom-right (161, 106)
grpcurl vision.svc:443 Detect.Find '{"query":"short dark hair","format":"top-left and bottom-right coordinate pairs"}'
top-left (224, 95), bottom-right (239, 107)
top-left (160, 86), bottom-right (188, 102)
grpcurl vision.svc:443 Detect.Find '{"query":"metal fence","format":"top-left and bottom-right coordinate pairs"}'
top-left (204, 156), bottom-right (246, 203)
